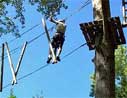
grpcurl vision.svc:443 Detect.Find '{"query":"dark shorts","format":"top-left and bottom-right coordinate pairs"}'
top-left (51, 33), bottom-right (65, 48)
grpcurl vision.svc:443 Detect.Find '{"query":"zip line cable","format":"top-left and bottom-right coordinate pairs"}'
top-left (65, 0), bottom-right (91, 20)
top-left (0, 23), bottom-right (41, 49)
top-left (62, 43), bottom-right (87, 59)
top-left (9, 23), bottom-right (41, 44)
top-left (3, 42), bottom-right (87, 89)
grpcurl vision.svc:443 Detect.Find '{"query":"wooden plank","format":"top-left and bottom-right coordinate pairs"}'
top-left (80, 23), bottom-right (95, 50)
top-left (108, 18), bottom-right (118, 48)
top-left (0, 44), bottom-right (4, 92)
top-left (42, 18), bottom-right (57, 63)
top-left (85, 23), bottom-right (95, 50)
top-left (88, 22), bottom-right (95, 43)
top-left (80, 24), bottom-right (86, 31)
top-left (115, 17), bottom-right (126, 44)
top-left (111, 17), bottom-right (120, 44)
top-left (122, 0), bottom-right (127, 24)
top-left (80, 23), bottom-right (91, 48)
top-left (5, 42), bottom-right (17, 84)
top-left (12, 42), bottom-right (27, 85)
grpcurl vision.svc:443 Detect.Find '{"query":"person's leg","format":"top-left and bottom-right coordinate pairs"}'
top-left (56, 47), bottom-right (62, 61)
top-left (47, 38), bottom-right (55, 63)
top-left (47, 48), bottom-right (52, 63)
top-left (56, 36), bottom-right (65, 61)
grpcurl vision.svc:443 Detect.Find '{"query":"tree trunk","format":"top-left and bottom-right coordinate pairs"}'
top-left (92, 0), bottom-right (115, 98)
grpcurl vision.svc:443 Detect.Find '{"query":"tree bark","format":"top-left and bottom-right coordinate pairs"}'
top-left (92, 0), bottom-right (115, 98)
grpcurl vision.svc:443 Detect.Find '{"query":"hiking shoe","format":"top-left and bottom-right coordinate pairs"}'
top-left (52, 59), bottom-right (57, 64)
top-left (56, 56), bottom-right (61, 61)
top-left (47, 57), bottom-right (52, 64)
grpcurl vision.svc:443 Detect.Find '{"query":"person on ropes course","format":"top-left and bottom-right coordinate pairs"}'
top-left (47, 16), bottom-right (66, 64)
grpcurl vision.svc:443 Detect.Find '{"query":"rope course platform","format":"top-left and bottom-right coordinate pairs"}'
top-left (80, 20), bottom-right (103, 50)
top-left (80, 16), bottom-right (126, 50)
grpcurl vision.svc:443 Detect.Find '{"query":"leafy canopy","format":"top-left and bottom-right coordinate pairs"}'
top-left (0, 0), bottom-right (25, 37)
top-left (0, 0), bottom-right (67, 37)
top-left (29, 0), bottom-right (68, 18)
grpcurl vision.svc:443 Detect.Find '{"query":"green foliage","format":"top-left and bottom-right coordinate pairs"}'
top-left (89, 74), bottom-right (95, 97)
top-left (8, 89), bottom-right (16, 98)
top-left (0, 0), bottom-right (67, 37)
top-left (29, 0), bottom-right (68, 18)
top-left (0, 0), bottom-right (25, 37)
top-left (90, 45), bottom-right (127, 98)
top-left (115, 46), bottom-right (127, 98)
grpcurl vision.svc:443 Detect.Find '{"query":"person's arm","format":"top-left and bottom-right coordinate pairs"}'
top-left (49, 16), bottom-right (59, 24)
